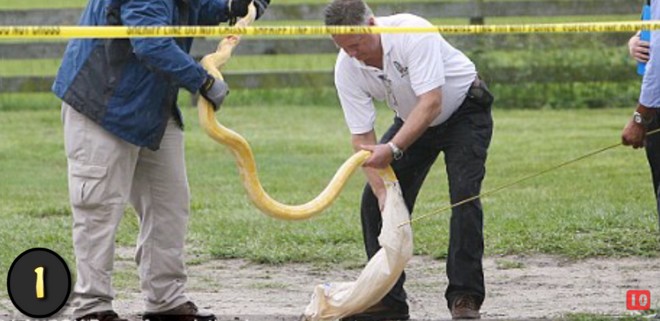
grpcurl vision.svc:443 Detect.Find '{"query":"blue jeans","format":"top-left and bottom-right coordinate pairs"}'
top-left (359, 81), bottom-right (494, 309)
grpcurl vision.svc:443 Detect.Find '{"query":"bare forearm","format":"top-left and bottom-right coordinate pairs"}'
top-left (352, 132), bottom-right (386, 201)
top-left (390, 88), bottom-right (442, 150)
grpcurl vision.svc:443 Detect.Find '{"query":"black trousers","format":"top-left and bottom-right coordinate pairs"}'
top-left (360, 81), bottom-right (494, 309)
top-left (645, 113), bottom-right (660, 230)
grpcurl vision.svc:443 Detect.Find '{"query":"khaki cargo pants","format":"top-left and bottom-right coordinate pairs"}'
top-left (62, 103), bottom-right (191, 317)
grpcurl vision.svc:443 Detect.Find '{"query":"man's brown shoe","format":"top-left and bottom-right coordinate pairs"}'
top-left (142, 301), bottom-right (216, 321)
top-left (450, 295), bottom-right (480, 320)
top-left (76, 311), bottom-right (127, 321)
top-left (339, 300), bottom-right (410, 321)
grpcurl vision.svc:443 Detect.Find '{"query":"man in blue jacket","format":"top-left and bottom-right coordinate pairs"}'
top-left (52, 0), bottom-right (269, 320)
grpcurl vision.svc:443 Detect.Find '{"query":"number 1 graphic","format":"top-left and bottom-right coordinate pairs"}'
top-left (35, 266), bottom-right (44, 299)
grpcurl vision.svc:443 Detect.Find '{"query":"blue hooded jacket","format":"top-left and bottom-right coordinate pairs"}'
top-left (52, 0), bottom-right (231, 150)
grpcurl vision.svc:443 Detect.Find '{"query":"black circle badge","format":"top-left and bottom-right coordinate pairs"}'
top-left (7, 248), bottom-right (71, 318)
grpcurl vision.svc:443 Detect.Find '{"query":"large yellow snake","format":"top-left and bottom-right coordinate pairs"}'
top-left (197, 5), bottom-right (397, 220)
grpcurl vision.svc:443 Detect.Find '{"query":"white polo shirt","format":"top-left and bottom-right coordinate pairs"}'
top-left (334, 14), bottom-right (477, 134)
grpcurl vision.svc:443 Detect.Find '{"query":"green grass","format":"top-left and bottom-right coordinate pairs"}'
top-left (0, 88), bottom-right (344, 112)
top-left (564, 313), bottom-right (653, 321)
top-left (481, 14), bottom-right (640, 24)
top-left (473, 46), bottom-right (629, 68)
top-left (0, 44), bottom-right (631, 76)
top-left (1, 5), bottom-right (656, 319)
top-left (0, 102), bottom-right (658, 284)
top-left (0, 40), bottom-right (641, 109)
top-left (0, 54), bottom-right (339, 77)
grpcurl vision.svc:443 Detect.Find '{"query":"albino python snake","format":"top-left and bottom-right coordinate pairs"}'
top-left (197, 6), bottom-right (397, 220)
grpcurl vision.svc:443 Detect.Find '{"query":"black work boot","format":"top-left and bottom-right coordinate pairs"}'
top-left (76, 310), bottom-right (128, 321)
top-left (339, 300), bottom-right (410, 321)
top-left (142, 301), bottom-right (216, 321)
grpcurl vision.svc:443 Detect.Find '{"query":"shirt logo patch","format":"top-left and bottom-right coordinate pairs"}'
top-left (393, 61), bottom-right (409, 78)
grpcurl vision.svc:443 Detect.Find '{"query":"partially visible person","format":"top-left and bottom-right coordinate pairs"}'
top-left (622, 4), bottom-right (660, 230)
top-left (324, 0), bottom-right (494, 319)
top-left (51, 0), bottom-right (269, 320)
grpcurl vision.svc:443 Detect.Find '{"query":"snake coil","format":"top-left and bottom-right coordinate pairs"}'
top-left (197, 5), bottom-right (396, 220)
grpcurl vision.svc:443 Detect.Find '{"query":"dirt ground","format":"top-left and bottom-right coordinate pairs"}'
top-left (2, 250), bottom-right (659, 321)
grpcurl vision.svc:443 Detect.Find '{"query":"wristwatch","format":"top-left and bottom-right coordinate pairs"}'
top-left (633, 111), bottom-right (652, 126)
top-left (387, 142), bottom-right (404, 160)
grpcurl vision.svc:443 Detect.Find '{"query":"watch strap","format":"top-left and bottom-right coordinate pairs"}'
top-left (387, 142), bottom-right (404, 160)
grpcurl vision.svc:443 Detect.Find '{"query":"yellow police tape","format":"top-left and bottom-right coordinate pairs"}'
top-left (2, 21), bottom-right (660, 38)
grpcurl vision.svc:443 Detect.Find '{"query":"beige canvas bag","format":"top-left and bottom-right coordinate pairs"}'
top-left (302, 178), bottom-right (413, 320)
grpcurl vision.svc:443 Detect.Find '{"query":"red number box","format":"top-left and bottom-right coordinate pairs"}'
top-left (627, 290), bottom-right (651, 310)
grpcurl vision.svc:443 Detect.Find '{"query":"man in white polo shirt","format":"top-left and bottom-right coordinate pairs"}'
top-left (324, 0), bottom-right (494, 320)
